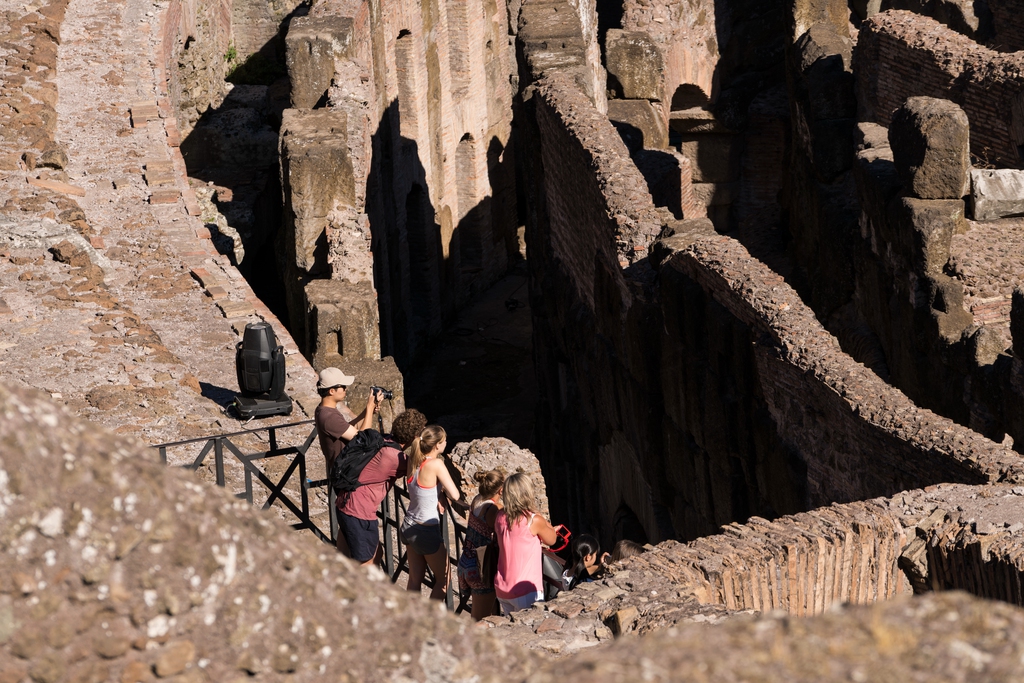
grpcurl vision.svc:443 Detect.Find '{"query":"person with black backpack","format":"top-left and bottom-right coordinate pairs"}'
top-left (332, 409), bottom-right (427, 566)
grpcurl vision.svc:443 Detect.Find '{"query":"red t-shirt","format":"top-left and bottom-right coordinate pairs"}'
top-left (337, 445), bottom-right (407, 520)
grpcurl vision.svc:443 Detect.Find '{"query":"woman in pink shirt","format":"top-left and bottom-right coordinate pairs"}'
top-left (494, 472), bottom-right (559, 614)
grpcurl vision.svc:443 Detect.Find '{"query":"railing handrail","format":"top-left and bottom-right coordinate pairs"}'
top-left (153, 422), bottom-right (471, 614)
top-left (152, 419), bottom-right (314, 449)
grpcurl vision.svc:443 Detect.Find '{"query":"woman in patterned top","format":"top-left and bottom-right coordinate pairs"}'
top-left (457, 468), bottom-right (505, 620)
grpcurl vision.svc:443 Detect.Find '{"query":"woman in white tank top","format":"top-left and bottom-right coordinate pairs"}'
top-left (400, 425), bottom-right (462, 601)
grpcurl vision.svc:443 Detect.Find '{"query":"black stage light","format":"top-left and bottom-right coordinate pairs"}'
top-left (232, 322), bottom-right (293, 419)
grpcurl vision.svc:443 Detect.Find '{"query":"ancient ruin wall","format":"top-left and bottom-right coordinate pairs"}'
top-left (160, 0), bottom-right (303, 137)
top-left (618, 0), bottom-right (719, 110)
top-left (521, 67), bottom-right (1020, 546)
top-left (988, 0), bottom-right (1024, 51)
top-left (490, 482), bottom-right (1024, 654)
top-left (280, 0), bottom-right (518, 369)
top-left (855, 10), bottom-right (1024, 167)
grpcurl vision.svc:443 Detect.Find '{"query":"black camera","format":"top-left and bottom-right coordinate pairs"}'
top-left (371, 386), bottom-right (394, 400)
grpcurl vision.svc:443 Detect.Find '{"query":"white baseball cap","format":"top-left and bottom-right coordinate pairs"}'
top-left (317, 367), bottom-right (355, 389)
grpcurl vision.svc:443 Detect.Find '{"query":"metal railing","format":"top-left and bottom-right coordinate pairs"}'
top-left (153, 422), bottom-right (470, 613)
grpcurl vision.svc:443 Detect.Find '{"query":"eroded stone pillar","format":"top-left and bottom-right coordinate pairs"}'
top-left (304, 278), bottom-right (380, 368)
top-left (285, 15), bottom-right (354, 109)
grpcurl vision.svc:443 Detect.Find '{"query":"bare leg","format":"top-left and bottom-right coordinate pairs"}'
top-left (362, 543), bottom-right (383, 568)
top-left (425, 546), bottom-right (450, 601)
top-left (470, 591), bottom-right (497, 621)
top-left (335, 529), bottom-right (352, 558)
top-left (407, 549), bottom-right (427, 593)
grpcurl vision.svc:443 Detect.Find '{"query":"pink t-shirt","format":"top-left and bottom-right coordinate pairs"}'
top-left (337, 445), bottom-right (407, 521)
top-left (494, 511), bottom-right (542, 600)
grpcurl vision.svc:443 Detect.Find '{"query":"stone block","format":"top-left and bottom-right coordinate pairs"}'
top-left (148, 189), bottom-right (179, 204)
top-left (304, 279), bottom-right (380, 368)
top-left (27, 177), bottom-right (85, 197)
top-left (280, 109), bottom-right (354, 272)
top-left (217, 300), bottom-right (256, 318)
top-left (889, 97), bottom-right (970, 200)
top-left (796, 27), bottom-right (855, 121)
top-left (892, 197), bottom-right (964, 275)
top-left (604, 30), bottom-right (664, 101)
top-left (285, 15), bottom-right (354, 109)
top-left (608, 99), bottom-right (667, 151)
top-left (970, 169), bottom-right (1024, 221)
top-left (37, 142), bottom-right (67, 170)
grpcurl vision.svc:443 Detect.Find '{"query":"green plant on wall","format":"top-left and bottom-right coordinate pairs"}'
top-left (222, 42), bottom-right (287, 86)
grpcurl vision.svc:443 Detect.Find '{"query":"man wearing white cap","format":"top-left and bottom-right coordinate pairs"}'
top-left (315, 367), bottom-right (383, 472)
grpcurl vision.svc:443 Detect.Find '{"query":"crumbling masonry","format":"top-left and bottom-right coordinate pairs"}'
top-left (8, 0), bottom-right (1024, 678)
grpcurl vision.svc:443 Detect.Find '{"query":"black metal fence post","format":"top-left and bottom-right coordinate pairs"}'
top-left (214, 438), bottom-right (225, 487)
top-left (153, 421), bottom-right (470, 613)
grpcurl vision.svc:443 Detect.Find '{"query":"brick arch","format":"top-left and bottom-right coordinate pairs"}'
top-left (670, 83), bottom-right (710, 111)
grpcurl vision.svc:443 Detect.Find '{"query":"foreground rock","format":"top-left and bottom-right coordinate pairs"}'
top-left (3, 382), bottom-right (1024, 679)
top-left (0, 383), bottom-right (539, 682)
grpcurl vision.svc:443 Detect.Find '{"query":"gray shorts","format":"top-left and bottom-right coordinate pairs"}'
top-left (401, 522), bottom-right (443, 555)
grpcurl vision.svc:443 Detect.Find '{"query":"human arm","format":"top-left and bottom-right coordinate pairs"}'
top-left (345, 389), bottom-right (383, 436)
top-left (529, 514), bottom-right (559, 546)
top-left (426, 458), bottom-right (462, 503)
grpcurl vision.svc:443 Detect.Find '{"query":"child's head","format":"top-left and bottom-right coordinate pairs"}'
top-left (501, 472), bottom-right (535, 523)
top-left (571, 534), bottom-right (601, 569)
top-left (610, 539), bottom-right (645, 563)
top-left (473, 468), bottom-right (505, 500)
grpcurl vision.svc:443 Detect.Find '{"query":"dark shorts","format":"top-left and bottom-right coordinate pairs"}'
top-left (339, 512), bottom-right (379, 563)
top-left (401, 522), bottom-right (443, 556)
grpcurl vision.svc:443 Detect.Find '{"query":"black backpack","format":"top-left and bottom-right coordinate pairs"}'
top-left (329, 430), bottom-right (402, 495)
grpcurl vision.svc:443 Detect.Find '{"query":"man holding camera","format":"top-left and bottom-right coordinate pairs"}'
top-left (314, 367), bottom-right (383, 471)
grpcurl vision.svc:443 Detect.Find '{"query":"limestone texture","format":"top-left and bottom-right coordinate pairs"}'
top-left (889, 96), bottom-right (971, 200)
top-left (971, 169), bottom-right (1024, 222)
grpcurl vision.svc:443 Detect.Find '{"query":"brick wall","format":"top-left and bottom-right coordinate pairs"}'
top-left (856, 10), bottom-right (1024, 167)
top-left (280, 0), bottom-right (518, 368)
top-left (489, 483), bottom-right (1024, 652)
top-left (521, 64), bottom-right (1021, 548)
top-left (989, 0), bottom-right (1024, 51)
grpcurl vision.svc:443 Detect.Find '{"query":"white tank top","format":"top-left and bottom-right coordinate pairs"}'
top-left (402, 463), bottom-right (440, 529)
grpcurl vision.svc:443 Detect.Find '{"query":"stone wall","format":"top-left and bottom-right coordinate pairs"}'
top-left (518, 56), bottom-right (1020, 548)
top-left (848, 101), bottom-right (1024, 452)
top-left (280, 0), bottom-right (519, 369)
top-left (600, 0), bottom-right (789, 232)
top-left (855, 10), bottom-right (1024, 167)
top-left (988, 0), bottom-right (1024, 51)
top-left (489, 482), bottom-right (1024, 654)
top-left (162, 0), bottom-right (232, 137)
